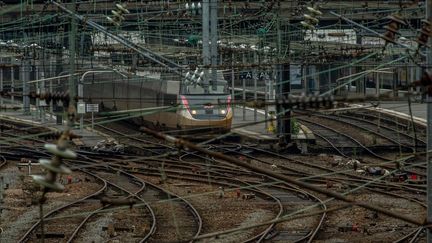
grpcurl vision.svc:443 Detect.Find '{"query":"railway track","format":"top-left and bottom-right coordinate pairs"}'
top-left (92, 120), bottom-right (426, 241)
top-left (316, 113), bottom-right (425, 149)
top-left (72, 157), bottom-right (203, 243)
top-left (18, 172), bottom-right (108, 242)
top-left (112, 145), bottom-right (327, 242)
top-left (349, 110), bottom-right (427, 138)
top-left (297, 117), bottom-right (392, 160)
top-left (216, 144), bottom-right (426, 242)
top-left (72, 168), bottom-right (156, 243)
top-left (1, 114), bottom-right (427, 242)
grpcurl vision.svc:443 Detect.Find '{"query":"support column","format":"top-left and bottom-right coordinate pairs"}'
top-left (210, 0), bottom-right (218, 90)
top-left (39, 57), bottom-right (46, 123)
top-left (10, 66), bottom-right (14, 104)
top-left (275, 12), bottom-right (291, 145)
top-left (231, 51), bottom-right (235, 103)
top-left (68, 0), bottom-right (77, 102)
top-left (202, 0), bottom-right (210, 91)
top-left (22, 54), bottom-right (30, 114)
top-left (253, 52), bottom-right (257, 122)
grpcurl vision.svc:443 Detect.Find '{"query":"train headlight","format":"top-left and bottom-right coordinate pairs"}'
top-left (220, 109), bottom-right (226, 115)
top-left (191, 110), bottom-right (197, 115)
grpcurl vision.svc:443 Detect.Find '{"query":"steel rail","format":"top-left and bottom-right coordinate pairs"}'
top-left (18, 173), bottom-right (108, 242)
top-left (336, 113), bottom-right (426, 144)
top-left (65, 168), bottom-right (156, 243)
top-left (316, 113), bottom-right (420, 149)
top-left (73, 157), bottom-right (203, 242)
top-left (297, 118), bottom-right (392, 161)
top-left (177, 152), bottom-right (287, 243)
top-left (204, 146), bottom-right (327, 242)
top-left (141, 127), bottom-right (427, 227)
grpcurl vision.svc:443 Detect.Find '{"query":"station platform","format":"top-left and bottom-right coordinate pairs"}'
top-left (351, 101), bottom-right (428, 127)
top-left (378, 101), bottom-right (427, 124)
top-left (231, 106), bottom-right (315, 146)
top-left (0, 105), bottom-right (109, 147)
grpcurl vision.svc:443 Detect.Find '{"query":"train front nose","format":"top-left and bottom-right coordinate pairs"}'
top-left (186, 99), bottom-right (230, 120)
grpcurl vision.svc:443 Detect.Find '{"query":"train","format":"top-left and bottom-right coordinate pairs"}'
top-left (82, 69), bottom-right (233, 132)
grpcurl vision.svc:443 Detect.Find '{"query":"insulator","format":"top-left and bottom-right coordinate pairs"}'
top-left (306, 6), bottom-right (322, 16)
top-left (39, 159), bottom-right (72, 174)
top-left (412, 70), bottom-right (432, 87)
top-left (31, 141), bottom-right (75, 192)
top-left (44, 144), bottom-right (77, 159)
top-left (304, 14), bottom-right (319, 24)
top-left (301, 5), bottom-right (321, 30)
top-left (107, 3), bottom-right (129, 27)
top-left (115, 3), bottom-right (129, 14)
top-left (29, 92), bottom-right (71, 106)
top-left (416, 19), bottom-right (432, 49)
top-left (30, 175), bottom-right (65, 191)
top-left (382, 14), bottom-right (405, 47)
top-left (111, 10), bottom-right (125, 21)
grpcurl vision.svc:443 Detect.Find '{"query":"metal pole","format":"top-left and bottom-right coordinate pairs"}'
top-left (39, 55), bottom-right (46, 123)
top-left (202, 0), bottom-right (210, 90)
top-left (10, 66), bottom-right (14, 104)
top-left (328, 64), bottom-right (331, 93)
top-left (22, 52), bottom-right (30, 114)
top-left (210, 0), bottom-right (218, 91)
top-left (426, 0), bottom-right (432, 241)
top-left (242, 78), bottom-right (246, 121)
top-left (253, 52), bottom-right (257, 122)
top-left (231, 51), bottom-right (235, 103)
top-left (348, 67), bottom-right (352, 93)
top-left (265, 77), bottom-right (268, 130)
top-left (35, 60), bottom-right (40, 120)
top-left (0, 61), bottom-right (3, 107)
top-left (49, 80), bottom-right (53, 113)
top-left (91, 111), bottom-right (94, 130)
top-left (79, 79), bottom-right (84, 130)
top-left (69, 0), bottom-right (77, 104)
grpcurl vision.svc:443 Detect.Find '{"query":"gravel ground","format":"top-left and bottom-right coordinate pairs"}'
top-left (315, 193), bottom-right (425, 242)
top-left (137, 175), bottom-right (276, 242)
top-left (0, 166), bottom-right (104, 242)
top-left (76, 213), bottom-right (113, 242)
